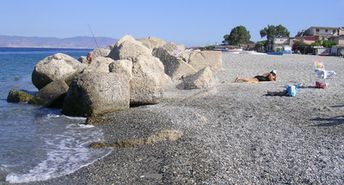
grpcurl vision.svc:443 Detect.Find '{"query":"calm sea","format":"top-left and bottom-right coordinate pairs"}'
top-left (0, 48), bottom-right (111, 183)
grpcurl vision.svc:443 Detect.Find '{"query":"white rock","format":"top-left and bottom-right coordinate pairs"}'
top-left (87, 47), bottom-right (111, 62)
top-left (32, 53), bottom-right (85, 89)
top-left (139, 36), bottom-right (167, 50)
top-left (84, 56), bottom-right (114, 73)
top-left (181, 67), bottom-right (215, 89)
top-left (63, 72), bottom-right (130, 117)
top-left (130, 55), bottom-right (172, 105)
top-left (108, 35), bottom-right (151, 61)
top-left (153, 47), bottom-right (196, 80)
top-left (109, 59), bottom-right (133, 78)
top-left (187, 51), bottom-right (223, 72)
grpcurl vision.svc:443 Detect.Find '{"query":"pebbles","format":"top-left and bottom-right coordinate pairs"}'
top-left (19, 53), bottom-right (344, 185)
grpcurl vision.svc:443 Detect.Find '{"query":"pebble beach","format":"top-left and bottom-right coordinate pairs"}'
top-left (9, 53), bottom-right (344, 185)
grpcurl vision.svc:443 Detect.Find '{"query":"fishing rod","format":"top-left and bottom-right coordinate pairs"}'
top-left (88, 24), bottom-right (99, 48)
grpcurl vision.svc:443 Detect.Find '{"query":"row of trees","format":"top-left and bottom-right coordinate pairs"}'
top-left (223, 25), bottom-right (290, 46)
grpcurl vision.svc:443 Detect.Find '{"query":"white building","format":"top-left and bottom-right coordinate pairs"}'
top-left (272, 37), bottom-right (291, 52)
top-left (304, 26), bottom-right (339, 38)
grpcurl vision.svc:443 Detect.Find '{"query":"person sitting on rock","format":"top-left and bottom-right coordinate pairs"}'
top-left (86, 53), bottom-right (93, 62)
top-left (235, 70), bottom-right (277, 83)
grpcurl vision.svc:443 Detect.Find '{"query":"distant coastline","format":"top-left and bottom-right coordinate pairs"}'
top-left (0, 47), bottom-right (92, 51)
top-left (0, 35), bottom-right (117, 49)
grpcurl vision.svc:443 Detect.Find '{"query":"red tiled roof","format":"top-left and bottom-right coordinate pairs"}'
top-left (303, 36), bottom-right (317, 41)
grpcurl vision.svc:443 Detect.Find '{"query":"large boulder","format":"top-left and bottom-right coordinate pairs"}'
top-left (87, 47), bottom-right (111, 62)
top-left (7, 89), bottom-right (34, 103)
top-left (108, 35), bottom-right (151, 61)
top-left (62, 73), bottom-right (130, 117)
top-left (29, 80), bottom-right (69, 108)
top-left (130, 55), bottom-right (172, 105)
top-left (139, 36), bottom-right (167, 50)
top-left (109, 59), bottom-right (133, 78)
top-left (160, 43), bottom-right (185, 57)
top-left (179, 49), bottom-right (193, 61)
top-left (179, 67), bottom-right (215, 90)
top-left (187, 51), bottom-right (223, 72)
top-left (83, 56), bottom-right (114, 73)
top-left (152, 47), bottom-right (196, 80)
top-left (32, 53), bottom-right (85, 89)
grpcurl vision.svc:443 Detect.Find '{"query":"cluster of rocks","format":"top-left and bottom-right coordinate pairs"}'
top-left (7, 35), bottom-right (222, 117)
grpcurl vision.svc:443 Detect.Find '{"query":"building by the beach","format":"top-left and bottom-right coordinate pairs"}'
top-left (293, 26), bottom-right (344, 56)
top-left (295, 26), bottom-right (341, 44)
top-left (271, 37), bottom-right (292, 53)
top-left (304, 26), bottom-right (340, 39)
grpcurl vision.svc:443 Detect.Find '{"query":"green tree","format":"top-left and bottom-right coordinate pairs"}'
top-left (255, 40), bottom-right (268, 52)
top-left (223, 26), bottom-right (251, 45)
top-left (311, 40), bottom-right (336, 48)
top-left (322, 40), bottom-right (336, 48)
top-left (260, 25), bottom-right (290, 40)
top-left (311, 40), bottom-right (322, 47)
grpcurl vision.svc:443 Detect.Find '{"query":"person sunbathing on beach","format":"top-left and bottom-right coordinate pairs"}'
top-left (235, 70), bottom-right (277, 83)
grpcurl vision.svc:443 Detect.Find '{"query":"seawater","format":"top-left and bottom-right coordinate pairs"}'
top-left (0, 48), bottom-right (111, 183)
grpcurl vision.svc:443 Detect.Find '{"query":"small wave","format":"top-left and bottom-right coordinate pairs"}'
top-left (65, 124), bottom-right (94, 130)
top-left (5, 124), bottom-right (111, 183)
top-left (5, 149), bottom-right (111, 183)
top-left (76, 124), bottom-right (94, 128)
top-left (62, 115), bottom-right (87, 121)
top-left (45, 114), bottom-right (86, 121)
top-left (46, 114), bottom-right (61, 119)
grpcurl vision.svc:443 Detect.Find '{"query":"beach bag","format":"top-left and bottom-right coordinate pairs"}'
top-left (315, 81), bottom-right (327, 89)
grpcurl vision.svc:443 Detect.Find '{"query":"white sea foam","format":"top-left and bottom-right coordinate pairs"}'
top-left (62, 115), bottom-right (87, 121)
top-left (77, 124), bottom-right (95, 128)
top-left (46, 113), bottom-right (60, 119)
top-left (65, 124), bottom-right (94, 130)
top-left (45, 113), bottom-right (86, 121)
top-left (6, 147), bottom-right (111, 183)
top-left (5, 124), bottom-right (111, 183)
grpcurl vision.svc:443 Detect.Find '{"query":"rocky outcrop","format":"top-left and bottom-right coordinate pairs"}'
top-left (108, 35), bottom-right (151, 61)
top-left (130, 55), bottom-right (172, 105)
top-left (109, 59), bottom-right (133, 78)
top-left (32, 53), bottom-right (85, 89)
top-left (108, 35), bottom-right (172, 105)
top-left (153, 47), bottom-right (196, 80)
top-left (161, 43), bottom-right (184, 57)
top-left (7, 89), bottom-right (34, 103)
top-left (152, 43), bottom-right (221, 82)
top-left (187, 51), bottom-right (223, 72)
top-left (139, 37), bottom-right (167, 50)
top-left (179, 67), bottom-right (215, 90)
top-left (62, 72), bottom-right (130, 117)
top-left (29, 80), bottom-right (69, 108)
top-left (22, 35), bottom-right (221, 118)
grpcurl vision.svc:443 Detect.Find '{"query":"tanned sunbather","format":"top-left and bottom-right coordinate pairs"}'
top-left (235, 70), bottom-right (277, 83)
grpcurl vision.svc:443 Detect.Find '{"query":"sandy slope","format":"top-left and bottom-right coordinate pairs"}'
top-left (17, 53), bottom-right (344, 185)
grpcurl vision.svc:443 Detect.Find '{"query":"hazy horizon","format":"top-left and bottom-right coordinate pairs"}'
top-left (1, 0), bottom-right (343, 46)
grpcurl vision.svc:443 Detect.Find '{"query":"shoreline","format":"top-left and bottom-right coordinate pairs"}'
top-left (4, 53), bottom-right (344, 184)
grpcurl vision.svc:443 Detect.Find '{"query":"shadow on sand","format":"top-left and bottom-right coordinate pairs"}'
top-left (330, 104), bottom-right (344, 108)
top-left (311, 116), bottom-right (344, 127)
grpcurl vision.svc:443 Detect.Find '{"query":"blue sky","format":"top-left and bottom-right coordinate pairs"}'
top-left (0, 0), bottom-right (343, 46)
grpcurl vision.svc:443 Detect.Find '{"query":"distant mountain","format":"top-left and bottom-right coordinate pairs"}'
top-left (0, 35), bottom-right (117, 49)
